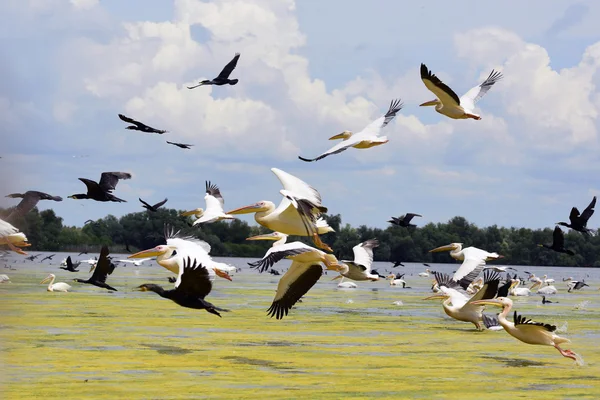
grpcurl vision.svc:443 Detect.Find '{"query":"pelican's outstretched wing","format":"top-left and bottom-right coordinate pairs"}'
top-left (420, 63), bottom-right (460, 106)
top-left (351, 239), bottom-right (378, 272)
top-left (459, 70), bottom-right (503, 112)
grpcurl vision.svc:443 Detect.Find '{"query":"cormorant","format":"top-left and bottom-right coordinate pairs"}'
top-left (557, 196), bottom-right (596, 235)
top-left (60, 256), bottom-right (80, 272)
top-left (166, 141), bottom-right (193, 149)
top-left (78, 250), bottom-right (88, 256)
top-left (40, 254), bottom-right (56, 262)
top-left (139, 197), bottom-right (168, 212)
top-left (187, 53), bottom-right (240, 89)
top-left (118, 114), bottom-right (167, 134)
top-left (391, 261), bottom-right (404, 267)
top-left (388, 213), bottom-right (422, 228)
top-left (68, 172), bottom-right (131, 202)
top-left (5, 191), bottom-right (62, 221)
top-left (73, 245), bottom-right (117, 291)
top-left (136, 256), bottom-right (229, 317)
top-left (541, 296), bottom-right (557, 304)
top-left (539, 226), bottom-right (574, 256)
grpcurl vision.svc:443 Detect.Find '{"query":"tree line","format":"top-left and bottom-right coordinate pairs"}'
top-left (2, 207), bottom-right (599, 267)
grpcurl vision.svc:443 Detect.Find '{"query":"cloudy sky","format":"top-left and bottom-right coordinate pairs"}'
top-left (1, 0), bottom-right (599, 231)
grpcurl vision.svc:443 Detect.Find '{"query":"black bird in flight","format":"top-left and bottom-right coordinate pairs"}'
top-left (40, 254), bottom-right (56, 262)
top-left (187, 53), bottom-right (240, 89)
top-left (388, 213), bottom-right (422, 228)
top-left (73, 245), bottom-right (117, 291)
top-left (78, 250), bottom-right (88, 256)
top-left (135, 256), bottom-right (229, 317)
top-left (68, 172), bottom-right (131, 202)
top-left (139, 197), bottom-right (168, 212)
top-left (391, 261), bottom-right (404, 267)
top-left (118, 114), bottom-right (167, 134)
top-left (25, 254), bottom-right (41, 261)
top-left (166, 141), bottom-right (193, 149)
top-left (60, 256), bottom-right (81, 272)
top-left (5, 191), bottom-right (63, 221)
top-left (557, 196), bottom-right (596, 235)
top-left (539, 226), bottom-right (574, 256)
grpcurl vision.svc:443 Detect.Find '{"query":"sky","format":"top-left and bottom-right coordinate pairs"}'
top-left (1, 0), bottom-right (599, 231)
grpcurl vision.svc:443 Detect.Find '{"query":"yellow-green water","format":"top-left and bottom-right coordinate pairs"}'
top-left (1, 258), bottom-right (599, 399)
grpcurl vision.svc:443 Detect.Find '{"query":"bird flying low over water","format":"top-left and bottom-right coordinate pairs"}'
top-left (5, 191), bottom-right (63, 221)
top-left (471, 297), bottom-right (581, 362)
top-left (182, 181), bottom-right (236, 226)
top-left (539, 226), bottom-right (574, 256)
top-left (118, 114), bottom-right (167, 134)
top-left (420, 63), bottom-right (503, 120)
top-left (60, 256), bottom-right (80, 272)
top-left (557, 196), bottom-right (596, 235)
top-left (0, 218), bottom-right (30, 255)
top-left (226, 168), bottom-right (334, 252)
top-left (139, 197), bottom-right (168, 212)
top-left (166, 141), bottom-right (193, 149)
top-left (187, 53), bottom-right (240, 89)
top-left (388, 213), bottom-right (422, 228)
top-left (333, 239), bottom-right (382, 282)
top-left (68, 171), bottom-right (131, 202)
top-left (136, 256), bottom-right (229, 317)
top-left (298, 99), bottom-right (403, 162)
top-left (73, 245), bottom-right (117, 291)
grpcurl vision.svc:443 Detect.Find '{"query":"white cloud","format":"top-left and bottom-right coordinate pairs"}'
top-left (70, 0), bottom-right (98, 10)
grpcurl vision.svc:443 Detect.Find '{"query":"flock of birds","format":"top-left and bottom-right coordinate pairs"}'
top-left (1, 53), bottom-right (597, 365)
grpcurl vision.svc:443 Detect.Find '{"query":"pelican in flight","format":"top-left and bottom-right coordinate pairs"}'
top-left (5, 190), bottom-right (63, 221)
top-left (557, 196), bottom-right (596, 235)
top-left (226, 168), bottom-right (334, 252)
top-left (246, 231), bottom-right (341, 319)
top-left (40, 273), bottom-right (71, 292)
top-left (298, 99), bottom-right (403, 162)
top-left (182, 181), bottom-right (236, 225)
top-left (332, 239), bottom-right (381, 282)
top-left (0, 218), bottom-right (30, 255)
top-left (471, 297), bottom-right (580, 362)
top-left (420, 63), bottom-right (503, 120)
top-left (430, 243), bottom-right (502, 289)
top-left (118, 258), bottom-right (151, 267)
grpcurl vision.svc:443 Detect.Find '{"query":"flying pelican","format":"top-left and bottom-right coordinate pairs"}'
top-left (226, 168), bottom-right (334, 252)
top-left (470, 297), bottom-right (580, 362)
top-left (182, 181), bottom-right (236, 225)
top-left (419, 268), bottom-right (431, 277)
top-left (388, 213), bottom-right (422, 228)
top-left (567, 280), bottom-right (589, 292)
top-left (139, 198), bottom-right (168, 212)
top-left (298, 99), bottom-right (403, 162)
top-left (59, 256), bottom-right (80, 272)
top-left (136, 256), bottom-right (229, 317)
top-left (539, 226), bottom-right (574, 256)
top-left (166, 141), bottom-right (193, 149)
top-left (5, 191), bottom-right (63, 221)
top-left (424, 270), bottom-right (501, 331)
top-left (118, 258), bottom-right (152, 267)
top-left (557, 196), bottom-right (596, 235)
top-left (118, 114), bottom-right (167, 134)
top-left (187, 53), bottom-right (240, 89)
top-left (68, 171), bottom-right (132, 202)
top-left (332, 239), bottom-right (381, 282)
top-left (419, 63), bottom-right (503, 120)
top-left (73, 246), bottom-right (117, 291)
top-left (0, 218), bottom-right (30, 255)
top-left (430, 243), bottom-right (502, 288)
top-left (40, 273), bottom-right (71, 292)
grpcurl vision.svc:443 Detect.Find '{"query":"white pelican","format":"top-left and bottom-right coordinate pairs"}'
top-left (298, 99), bottom-right (403, 162)
top-left (226, 168), bottom-right (334, 252)
top-left (471, 297), bottom-right (580, 362)
top-left (531, 282), bottom-right (558, 295)
top-left (182, 181), bottom-right (236, 225)
top-left (418, 268), bottom-right (431, 277)
top-left (542, 274), bottom-right (555, 285)
top-left (336, 277), bottom-right (358, 289)
top-left (419, 63), bottom-right (503, 120)
top-left (430, 243), bottom-right (502, 288)
top-left (0, 274), bottom-right (10, 283)
top-left (40, 273), bottom-right (71, 292)
top-left (128, 225), bottom-right (233, 281)
top-left (118, 258), bottom-right (151, 267)
top-left (0, 218), bottom-right (30, 255)
top-left (387, 273), bottom-right (409, 288)
top-left (509, 279), bottom-right (531, 296)
top-left (333, 239), bottom-right (381, 281)
top-left (425, 270), bottom-right (502, 331)
top-left (528, 274), bottom-right (543, 285)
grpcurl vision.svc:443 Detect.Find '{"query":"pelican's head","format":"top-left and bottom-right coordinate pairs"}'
top-left (40, 274), bottom-right (55, 284)
top-left (429, 243), bottom-right (463, 253)
top-left (181, 208), bottom-right (204, 217)
top-left (419, 99), bottom-right (440, 107)
top-left (128, 244), bottom-right (174, 259)
top-left (470, 297), bottom-right (512, 308)
top-left (246, 232), bottom-right (287, 241)
top-left (226, 201), bottom-right (274, 215)
top-left (329, 130), bottom-right (352, 140)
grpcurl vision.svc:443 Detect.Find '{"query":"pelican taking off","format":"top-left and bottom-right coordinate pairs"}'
top-left (298, 99), bottom-right (403, 162)
top-left (430, 243), bottom-right (502, 289)
top-left (333, 239), bottom-right (381, 281)
top-left (40, 274), bottom-right (71, 292)
top-left (420, 63), bottom-right (503, 120)
top-left (182, 181), bottom-right (236, 225)
top-left (226, 168), bottom-right (334, 252)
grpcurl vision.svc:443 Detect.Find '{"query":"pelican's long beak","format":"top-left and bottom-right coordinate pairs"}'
top-left (331, 275), bottom-right (343, 281)
top-left (419, 100), bottom-right (439, 107)
top-left (129, 247), bottom-right (165, 259)
top-left (40, 275), bottom-right (51, 284)
top-left (423, 294), bottom-right (448, 300)
top-left (214, 269), bottom-right (233, 281)
top-left (329, 131), bottom-right (349, 140)
top-left (429, 244), bottom-right (455, 253)
top-left (470, 299), bottom-right (503, 307)
top-left (226, 203), bottom-right (263, 215)
top-left (246, 232), bottom-right (279, 241)
top-left (181, 208), bottom-right (203, 217)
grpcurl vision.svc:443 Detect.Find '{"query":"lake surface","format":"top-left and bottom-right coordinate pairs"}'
top-left (1, 251), bottom-right (599, 399)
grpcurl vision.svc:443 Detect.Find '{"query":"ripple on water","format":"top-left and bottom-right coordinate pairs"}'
top-left (140, 343), bottom-right (194, 355)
